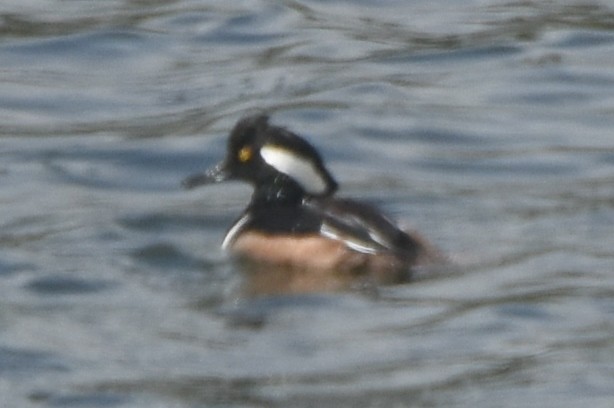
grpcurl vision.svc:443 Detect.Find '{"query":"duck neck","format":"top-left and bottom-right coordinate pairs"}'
top-left (250, 176), bottom-right (306, 207)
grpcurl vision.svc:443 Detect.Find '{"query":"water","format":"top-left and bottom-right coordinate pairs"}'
top-left (1, 1), bottom-right (613, 406)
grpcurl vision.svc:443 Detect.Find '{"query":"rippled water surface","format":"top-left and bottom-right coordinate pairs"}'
top-left (1, 1), bottom-right (613, 407)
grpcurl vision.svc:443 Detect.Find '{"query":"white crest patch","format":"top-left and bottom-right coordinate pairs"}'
top-left (260, 144), bottom-right (327, 194)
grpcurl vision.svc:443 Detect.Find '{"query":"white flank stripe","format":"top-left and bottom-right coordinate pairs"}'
top-left (260, 145), bottom-right (327, 194)
top-left (222, 214), bottom-right (251, 250)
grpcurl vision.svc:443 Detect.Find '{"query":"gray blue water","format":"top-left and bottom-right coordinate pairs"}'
top-left (1, 1), bottom-right (613, 407)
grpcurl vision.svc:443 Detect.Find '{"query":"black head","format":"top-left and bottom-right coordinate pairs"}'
top-left (183, 114), bottom-right (338, 202)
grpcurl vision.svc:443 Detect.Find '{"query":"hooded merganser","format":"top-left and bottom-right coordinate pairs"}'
top-left (183, 114), bottom-right (440, 293)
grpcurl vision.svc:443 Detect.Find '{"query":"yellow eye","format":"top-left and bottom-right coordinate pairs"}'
top-left (238, 146), bottom-right (253, 163)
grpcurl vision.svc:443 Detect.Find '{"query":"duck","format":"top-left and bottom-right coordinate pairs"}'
top-left (183, 114), bottom-right (440, 294)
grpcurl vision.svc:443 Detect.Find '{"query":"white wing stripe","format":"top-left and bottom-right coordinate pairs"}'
top-left (320, 222), bottom-right (379, 254)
